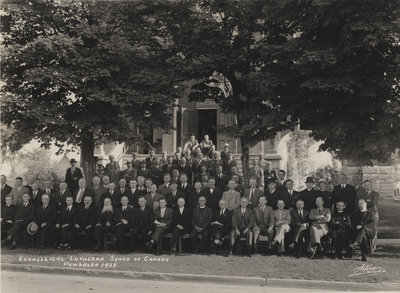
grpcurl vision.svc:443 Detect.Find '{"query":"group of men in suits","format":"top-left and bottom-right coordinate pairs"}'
top-left (1, 151), bottom-right (380, 261)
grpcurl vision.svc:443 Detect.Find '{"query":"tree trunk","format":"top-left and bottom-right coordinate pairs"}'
top-left (240, 138), bottom-right (251, 188)
top-left (80, 129), bottom-right (95, 188)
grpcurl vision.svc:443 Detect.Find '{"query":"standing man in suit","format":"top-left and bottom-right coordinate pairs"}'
top-left (145, 184), bottom-right (164, 211)
top-left (356, 180), bottom-right (379, 211)
top-left (222, 180), bottom-right (241, 211)
top-left (210, 199), bottom-right (232, 251)
top-left (116, 179), bottom-right (130, 207)
top-left (276, 170), bottom-right (287, 192)
top-left (10, 177), bottom-right (29, 206)
top-left (146, 198), bottom-right (172, 255)
top-left (131, 152), bottom-right (141, 170)
top-left (191, 196), bottom-right (213, 253)
top-left (128, 179), bottom-right (141, 208)
top-left (243, 178), bottom-right (263, 209)
top-left (231, 174), bottom-right (244, 197)
top-left (331, 201), bottom-right (351, 259)
top-left (265, 179), bottom-right (280, 210)
top-left (65, 159), bottom-right (83, 195)
top-left (253, 196), bottom-right (274, 254)
top-left (121, 161), bottom-right (137, 184)
top-left (201, 177), bottom-right (222, 212)
top-left (54, 182), bottom-right (70, 212)
top-left (177, 159), bottom-right (193, 185)
top-left (92, 176), bottom-right (105, 209)
top-left (289, 199), bottom-right (310, 257)
top-left (214, 166), bottom-right (229, 190)
top-left (33, 194), bottom-right (57, 249)
top-left (178, 173), bottom-right (194, 200)
top-left (43, 180), bottom-right (56, 202)
top-left (8, 193), bottom-right (35, 249)
top-left (31, 182), bottom-right (44, 207)
top-left (72, 195), bottom-right (97, 250)
top-left (271, 200), bottom-right (291, 256)
top-left (114, 196), bottom-right (134, 252)
top-left (158, 173), bottom-right (172, 196)
top-left (281, 179), bottom-right (300, 210)
top-left (132, 196), bottom-right (154, 250)
top-left (101, 182), bottom-right (120, 209)
top-left (231, 197), bottom-right (254, 256)
top-left (145, 149), bottom-right (156, 169)
top-left (56, 195), bottom-right (76, 250)
top-left (148, 159), bottom-right (163, 187)
top-left (105, 155), bottom-right (121, 185)
top-left (1, 175), bottom-right (12, 207)
top-left (331, 173), bottom-right (356, 214)
top-left (165, 181), bottom-right (185, 209)
top-left (1, 195), bottom-right (17, 236)
top-left (308, 196), bottom-right (331, 258)
top-left (300, 177), bottom-right (318, 211)
top-left (171, 198), bottom-right (192, 254)
top-left (188, 181), bottom-right (203, 210)
top-left (317, 179), bottom-right (332, 209)
top-left (74, 178), bottom-right (94, 206)
top-left (220, 143), bottom-right (230, 171)
top-left (102, 175), bottom-right (110, 190)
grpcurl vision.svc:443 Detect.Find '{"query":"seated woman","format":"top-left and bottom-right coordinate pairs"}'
top-left (199, 135), bottom-right (215, 158)
top-left (94, 198), bottom-right (115, 251)
top-left (349, 198), bottom-right (379, 262)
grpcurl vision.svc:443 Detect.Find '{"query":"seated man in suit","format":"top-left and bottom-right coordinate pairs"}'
top-left (34, 194), bottom-right (57, 249)
top-left (1, 195), bottom-right (17, 238)
top-left (210, 199), bottom-right (232, 251)
top-left (8, 193), bottom-right (35, 249)
top-left (289, 199), bottom-right (310, 257)
top-left (222, 180), bottom-right (241, 211)
top-left (331, 201), bottom-right (351, 259)
top-left (72, 196), bottom-right (97, 250)
top-left (300, 177), bottom-right (318, 212)
top-left (191, 196), bottom-right (213, 253)
top-left (243, 178), bottom-right (263, 209)
top-left (252, 196), bottom-right (274, 255)
top-left (231, 197), bottom-right (254, 256)
top-left (281, 179), bottom-right (300, 211)
top-left (271, 199), bottom-right (291, 256)
top-left (56, 195), bottom-right (76, 250)
top-left (308, 196), bottom-right (331, 258)
top-left (132, 196), bottom-right (154, 250)
top-left (146, 198), bottom-right (172, 255)
top-left (349, 199), bottom-right (379, 262)
top-left (115, 178), bottom-right (130, 208)
top-left (171, 197), bottom-right (192, 254)
top-left (264, 179), bottom-right (280, 210)
top-left (114, 196), bottom-right (134, 252)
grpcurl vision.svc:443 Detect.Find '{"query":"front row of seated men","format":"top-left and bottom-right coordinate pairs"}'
top-left (1, 192), bottom-right (378, 261)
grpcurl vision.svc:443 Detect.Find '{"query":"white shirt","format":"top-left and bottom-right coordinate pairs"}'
top-left (160, 207), bottom-right (166, 218)
top-left (179, 207), bottom-right (184, 214)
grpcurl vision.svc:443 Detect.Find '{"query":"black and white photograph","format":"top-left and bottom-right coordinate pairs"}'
top-left (1, 0), bottom-right (400, 292)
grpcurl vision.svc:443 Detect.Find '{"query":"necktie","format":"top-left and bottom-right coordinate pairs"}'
top-left (183, 184), bottom-right (186, 189)
top-left (121, 188), bottom-right (124, 193)
top-left (250, 188), bottom-right (254, 200)
top-left (279, 210), bottom-right (282, 220)
top-left (141, 207), bottom-right (144, 212)
top-left (289, 190), bottom-right (292, 196)
top-left (319, 208), bottom-right (322, 215)
top-left (161, 208), bottom-right (165, 218)
top-left (242, 208), bottom-right (245, 215)
top-left (220, 210), bottom-right (223, 216)
top-left (299, 210), bottom-right (303, 219)
top-left (68, 206), bottom-right (71, 212)
top-left (123, 206), bottom-right (126, 211)
top-left (24, 203), bottom-right (27, 207)
top-left (43, 205), bottom-right (47, 210)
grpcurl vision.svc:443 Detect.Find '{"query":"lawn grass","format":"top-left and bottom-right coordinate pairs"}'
top-left (377, 199), bottom-right (400, 238)
top-left (2, 245), bottom-right (399, 284)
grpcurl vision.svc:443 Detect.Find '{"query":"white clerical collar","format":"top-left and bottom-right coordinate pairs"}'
top-left (199, 206), bottom-right (206, 209)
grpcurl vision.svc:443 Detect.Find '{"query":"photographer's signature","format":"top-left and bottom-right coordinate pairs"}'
top-left (348, 264), bottom-right (386, 277)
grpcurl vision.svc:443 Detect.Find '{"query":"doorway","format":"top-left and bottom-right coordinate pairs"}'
top-left (197, 109), bottom-right (217, 145)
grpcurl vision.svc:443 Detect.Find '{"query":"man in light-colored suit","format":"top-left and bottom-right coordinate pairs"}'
top-left (253, 196), bottom-right (274, 254)
top-left (145, 184), bottom-right (164, 211)
top-left (222, 180), bottom-right (241, 211)
top-left (10, 177), bottom-right (29, 206)
top-left (271, 199), bottom-right (291, 256)
top-left (243, 178), bottom-right (263, 209)
top-left (308, 196), bottom-right (331, 258)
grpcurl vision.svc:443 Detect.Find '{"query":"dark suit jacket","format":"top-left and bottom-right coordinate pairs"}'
top-left (93, 185), bottom-right (107, 208)
top-left (58, 205), bottom-right (77, 226)
top-left (165, 191), bottom-right (185, 209)
top-left (192, 206), bottom-right (213, 229)
top-left (280, 189), bottom-right (300, 209)
top-left (300, 189), bottom-right (318, 211)
top-left (34, 204), bottom-right (57, 226)
top-left (331, 184), bottom-right (356, 213)
top-left (65, 167), bottom-right (83, 192)
top-left (74, 205), bottom-right (97, 229)
top-left (101, 190), bottom-right (121, 209)
top-left (133, 206), bottom-right (154, 232)
top-left (172, 207), bottom-right (192, 232)
top-left (114, 205), bottom-right (134, 226)
top-left (14, 202), bottom-right (35, 224)
top-left (188, 190), bottom-right (203, 210)
top-left (54, 189), bottom-right (71, 210)
top-left (355, 190), bottom-right (379, 210)
top-left (215, 174), bottom-right (229, 190)
top-left (351, 208), bottom-right (378, 238)
top-left (243, 188), bottom-right (263, 209)
top-left (154, 207), bottom-right (173, 227)
top-left (265, 189), bottom-right (280, 210)
top-left (1, 184), bottom-right (12, 206)
top-left (148, 166), bottom-right (164, 187)
top-left (253, 206), bottom-right (274, 229)
top-left (177, 165), bottom-right (193, 183)
top-left (96, 210), bottom-right (115, 226)
top-left (232, 208), bottom-right (254, 230)
top-left (73, 188), bottom-right (94, 204)
top-left (212, 208), bottom-right (232, 234)
top-left (128, 188), bottom-right (142, 207)
top-left (178, 183), bottom-right (194, 199)
top-left (31, 189), bottom-right (45, 207)
top-left (290, 209), bottom-right (310, 228)
top-left (201, 187), bottom-right (223, 211)
top-left (1, 204), bottom-right (17, 222)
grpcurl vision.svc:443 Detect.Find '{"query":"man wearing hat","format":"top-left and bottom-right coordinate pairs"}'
top-left (8, 193), bottom-right (35, 249)
top-left (65, 158), bottom-right (83, 194)
top-left (300, 177), bottom-right (318, 211)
